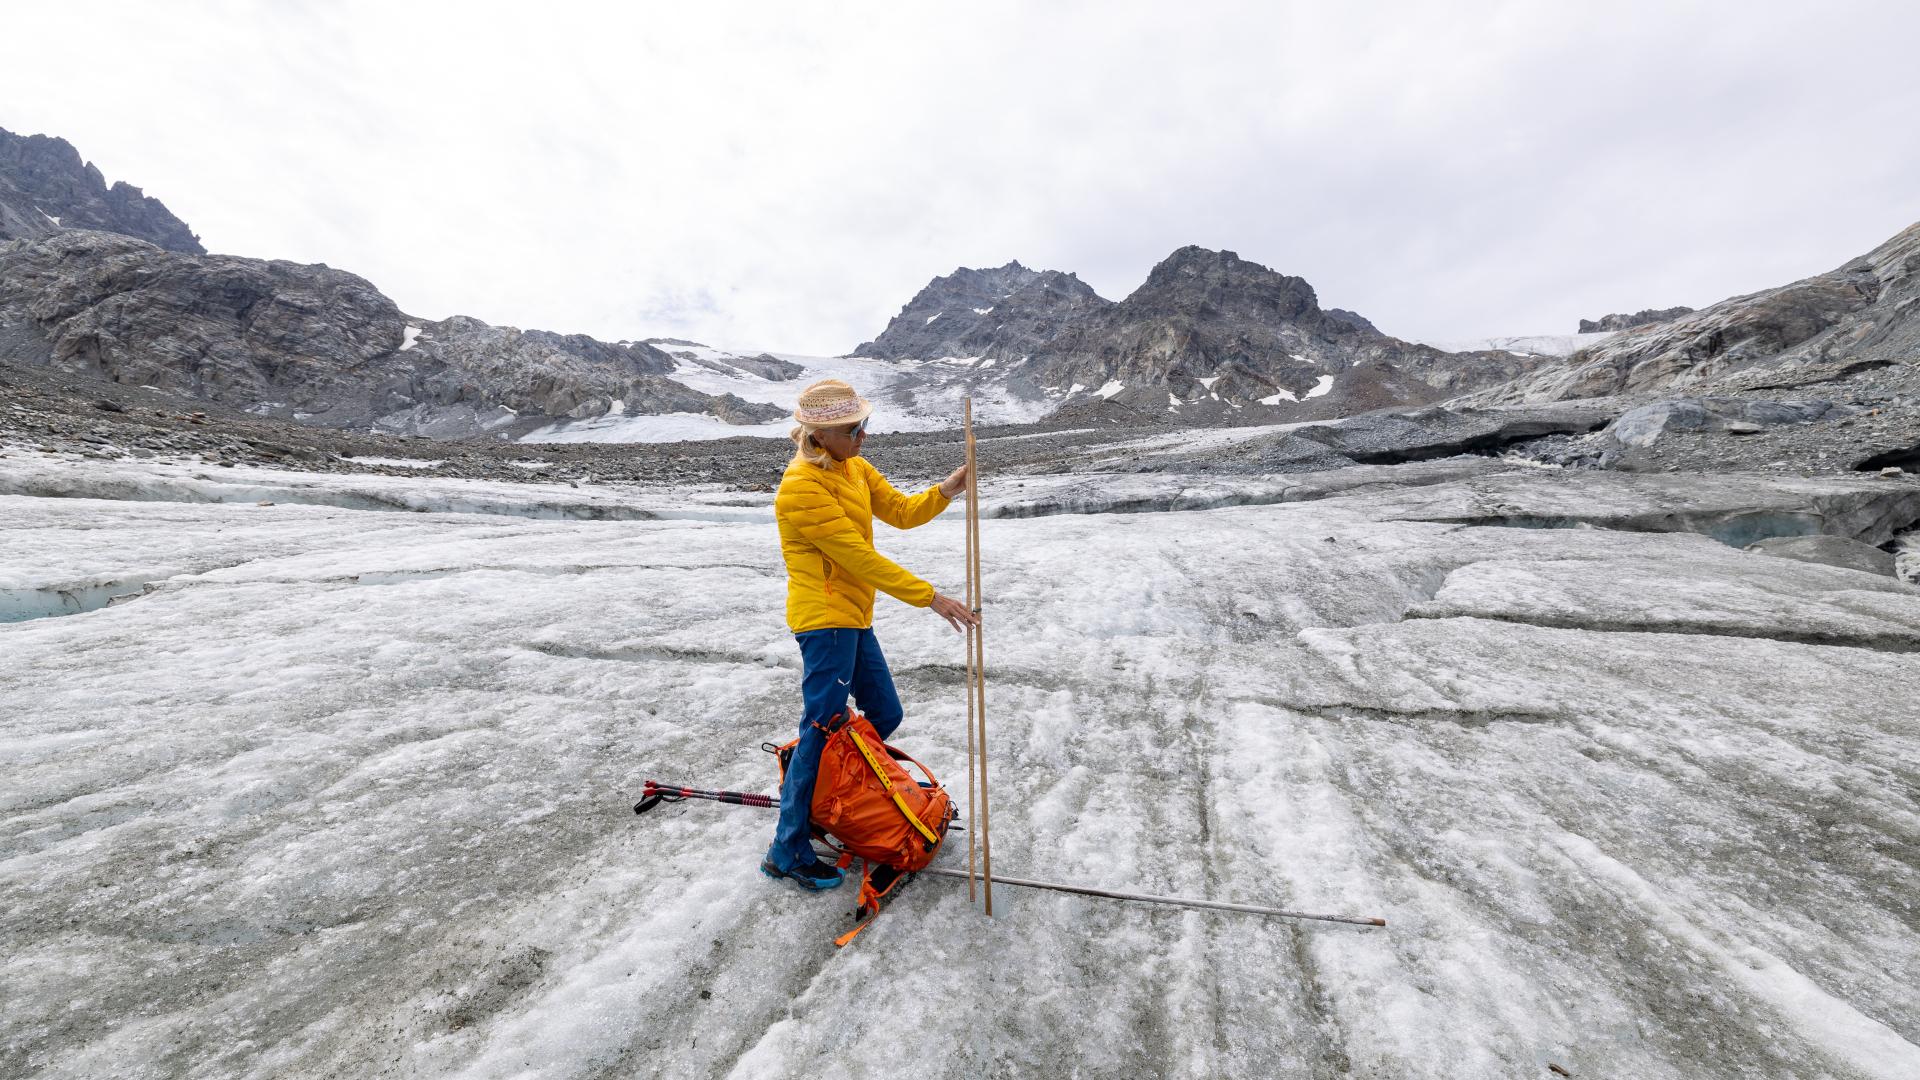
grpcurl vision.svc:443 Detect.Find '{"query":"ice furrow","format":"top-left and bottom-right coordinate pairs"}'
top-left (1402, 608), bottom-right (1920, 653)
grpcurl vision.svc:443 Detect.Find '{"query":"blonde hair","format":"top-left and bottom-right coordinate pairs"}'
top-left (790, 423), bottom-right (834, 467)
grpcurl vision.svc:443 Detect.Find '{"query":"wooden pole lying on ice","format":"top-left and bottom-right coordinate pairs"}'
top-left (919, 867), bottom-right (1387, 927)
top-left (963, 397), bottom-right (993, 916)
top-left (633, 783), bottom-right (1391, 929)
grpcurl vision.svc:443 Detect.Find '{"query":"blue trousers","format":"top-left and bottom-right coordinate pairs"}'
top-left (768, 627), bottom-right (904, 871)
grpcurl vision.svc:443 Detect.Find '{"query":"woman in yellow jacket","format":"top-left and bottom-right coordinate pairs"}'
top-left (763, 379), bottom-right (976, 891)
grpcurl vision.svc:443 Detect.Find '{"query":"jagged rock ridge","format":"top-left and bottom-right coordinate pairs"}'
top-left (0, 127), bottom-right (203, 254)
top-left (0, 127), bottom-right (785, 438)
top-left (0, 231), bottom-right (781, 438)
top-left (1578, 306), bottom-right (1694, 333)
top-left (1464, 220), bottom-right (1920, 405)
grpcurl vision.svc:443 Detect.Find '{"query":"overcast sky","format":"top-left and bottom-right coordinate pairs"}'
top-left (7, 1), bottom-right (1918, 354)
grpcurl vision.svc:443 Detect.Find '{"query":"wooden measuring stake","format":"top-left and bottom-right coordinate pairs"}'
top-left (964, 398), bottom-right (993, 915)
top-left (963, 399), bottom-right (978, 902)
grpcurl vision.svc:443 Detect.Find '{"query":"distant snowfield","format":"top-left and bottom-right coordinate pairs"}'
top-left (4, 453), bottom-right (1918, 1079)
top-left (1409, 331), bottom-right (1617, 357)
top-left (523, 344), bottom-right (1075, 444)
top-left (523, 411), bottom-right (793, 444)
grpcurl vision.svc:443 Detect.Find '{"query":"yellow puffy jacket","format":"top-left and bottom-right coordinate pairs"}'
top-left (776, 454), bottom-right (952, 632)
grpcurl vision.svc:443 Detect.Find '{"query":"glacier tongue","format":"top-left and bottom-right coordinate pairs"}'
top-left (2, 464), bottom-right (1918, 1079)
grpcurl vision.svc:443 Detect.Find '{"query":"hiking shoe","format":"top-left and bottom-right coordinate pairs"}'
top-left (761, 857), bottom-right (844, 891)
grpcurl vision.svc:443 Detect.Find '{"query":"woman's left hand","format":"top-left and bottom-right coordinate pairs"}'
top-left (940, 462), bottom-right (970, 499)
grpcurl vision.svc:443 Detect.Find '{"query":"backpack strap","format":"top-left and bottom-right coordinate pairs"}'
top-left (846, 727), bottom-right (942, 847)
top-left (881, 743), bottom-right (941, 792)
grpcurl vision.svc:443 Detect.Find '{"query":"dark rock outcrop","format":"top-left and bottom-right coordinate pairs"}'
top-left (728, 353), bottom-right (806, 381)
top-left (1290, 402), bottom-right (1618, 464)
top-left (1324, 308), bottom-right (1379, 333)
top-left (1577, 307), bottom-right (1693, 333)
top-left (0, 127), bottom-right (203, 254)
top-left (0, 231), bottom-right (782, 438)
top-left (1606, 398), bottom-right (1849, 448)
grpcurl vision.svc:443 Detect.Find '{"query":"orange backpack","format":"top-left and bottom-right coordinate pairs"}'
top-left (773, 709), bottom-right (956, 943)
top-left (777, 709), bottom-right (954, 869)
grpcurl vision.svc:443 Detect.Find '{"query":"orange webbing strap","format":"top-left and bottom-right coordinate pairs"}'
top-left (833, 867), bottom-right (885, 948)
top-left (847, 729), bottom-right (942, 846)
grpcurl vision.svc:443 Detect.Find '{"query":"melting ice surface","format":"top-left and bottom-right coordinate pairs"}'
top-left (2, 453), bottom-right (1918, 1079)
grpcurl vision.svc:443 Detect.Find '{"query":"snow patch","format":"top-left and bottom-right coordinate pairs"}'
top-left (524, 413), bottom-right (790, 444)
top-left (399, 326), bottom-right (423, 352)
top-left (973, 307), bottom-right (994, 315)
top-left (1305, 375), bottom-right (1336, 399)
top-left (343, 457), bottom-right (443, 469)
top-left (925, 314), bottom-right (941, 324)
top-left (1096, 381), bottom-right (1125, 400)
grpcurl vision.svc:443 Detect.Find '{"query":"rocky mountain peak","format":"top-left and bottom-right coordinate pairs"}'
top-left (850, 259), bottom-right (1110, 360)
top-left (1125, 246), bottom-right (1323, 325)
top-left (849, 243), bottom-right (1542, 423)
top-left (0, 127), bottom-right (204, 254)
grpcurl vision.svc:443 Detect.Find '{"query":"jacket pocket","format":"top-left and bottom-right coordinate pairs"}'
top-left (821, 555), bottom-right (835, 596)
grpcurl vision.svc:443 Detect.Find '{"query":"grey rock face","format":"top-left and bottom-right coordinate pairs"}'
top-left (1606, 398), bottom-right (1847, 448)
top-left (0, 127), bottom-right (204, 254)
top-left (0, 231), bottom-right (781, 438)
top-left (1746, 535), bottom-right (1899, 577)
top-left (1577, 306), bottom-right (1694, 333)
top-left (1468, 220), bottom-right (1920, 405)
top-left (1293, 402), bottom-right (1618, 464)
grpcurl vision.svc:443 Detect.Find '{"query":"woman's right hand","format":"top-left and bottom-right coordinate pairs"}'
top-left (930, 592), bottom-right (979, 633)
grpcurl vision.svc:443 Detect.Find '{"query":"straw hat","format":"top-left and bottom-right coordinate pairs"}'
top-left (793, 379), bottom-right (873, 427)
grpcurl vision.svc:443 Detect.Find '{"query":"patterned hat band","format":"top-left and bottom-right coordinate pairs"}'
top-left (802, 397), bottom-right (863, 421)
top-left (794, 379), bottom-right (873, 426)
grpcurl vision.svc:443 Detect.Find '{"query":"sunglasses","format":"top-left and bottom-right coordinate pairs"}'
top-left (848, 418), bottom-right (869, 437)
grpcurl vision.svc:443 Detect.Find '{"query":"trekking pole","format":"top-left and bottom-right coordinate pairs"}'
top-left (633, 781), bottom-right (777, 814)
top-left (964, 397), bottom-right (993, 916)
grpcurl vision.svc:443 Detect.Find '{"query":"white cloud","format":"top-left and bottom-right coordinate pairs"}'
top-left (4, 0), bottom-right (1918, 354)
